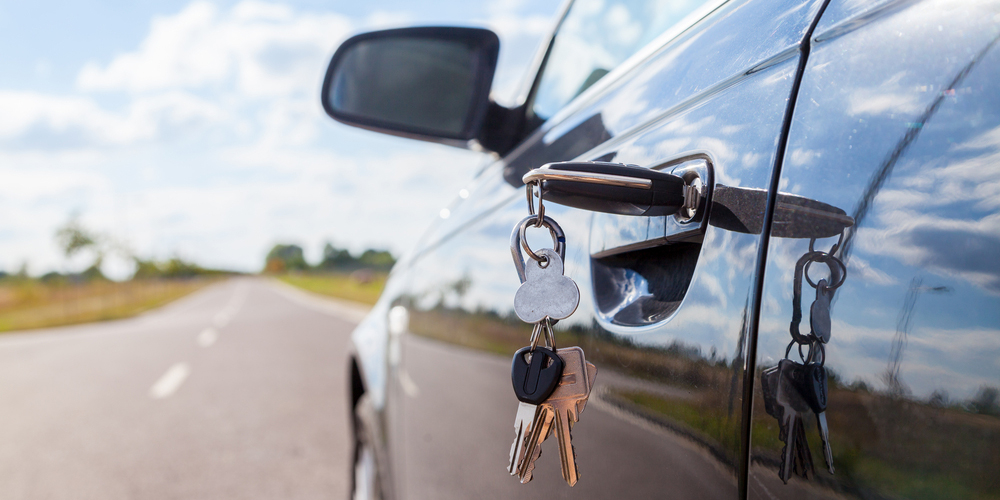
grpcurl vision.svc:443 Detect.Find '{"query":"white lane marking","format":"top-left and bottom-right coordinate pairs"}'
top-left (214, 281), bottom-right (248, 327)
top-left (197, 327), bottom-right (218, 347)
top-left (149, 363), bottom-right (191, 399)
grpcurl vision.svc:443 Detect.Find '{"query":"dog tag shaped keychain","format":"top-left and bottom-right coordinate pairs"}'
top-left (507, 180), bottom-right (597, 487)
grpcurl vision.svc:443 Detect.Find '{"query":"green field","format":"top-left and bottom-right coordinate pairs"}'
top-left (0, 279), bottom-right (211, 332)
top-left (278, 272), bottom-right (387, 305)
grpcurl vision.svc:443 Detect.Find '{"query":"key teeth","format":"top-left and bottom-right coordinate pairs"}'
top-left (519, 447), bottom-right (541, 484)
top-left (566, 443), bottom-right (579, 487)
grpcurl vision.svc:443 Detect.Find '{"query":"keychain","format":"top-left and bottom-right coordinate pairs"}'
top-left (507, 180), bottom-right (596, 487)
top-left (762, 235), bottom-right (846, 483)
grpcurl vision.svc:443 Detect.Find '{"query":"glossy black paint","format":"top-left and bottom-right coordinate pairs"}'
top-left (749, 0), bottom-right (1000, 498)
top-left (334, 0), bottom-right (1000, 499)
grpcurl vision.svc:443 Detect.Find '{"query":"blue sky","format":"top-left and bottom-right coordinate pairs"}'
top-left (0, 0), bottom-right (562, 276)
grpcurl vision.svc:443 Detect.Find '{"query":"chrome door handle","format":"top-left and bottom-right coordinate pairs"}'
top-left (522, 161), bottom-right (699, 217)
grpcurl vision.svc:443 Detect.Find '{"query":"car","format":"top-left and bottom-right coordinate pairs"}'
top-left (320, 0), bottom-right (1000, 499)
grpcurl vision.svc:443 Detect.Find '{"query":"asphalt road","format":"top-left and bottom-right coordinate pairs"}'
top-left (0, 278), bottom-right (365, 500)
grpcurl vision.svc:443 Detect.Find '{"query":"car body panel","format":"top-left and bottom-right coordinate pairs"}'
top-left (360, 0), bottom-right (825, 498)
top-left (345, 0), bottom-right (1000, 498)
top-left (749, 0), bottom-right (1000, 498)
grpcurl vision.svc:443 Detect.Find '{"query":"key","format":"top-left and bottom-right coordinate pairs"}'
top-left (508, 401), bottom-right (550, 483)
top-left (775, 359), bottom-right (814, 483)
top-left (544, 347), bottom-right (597, 486)
top-left (761, 364), bottom-right (782, 420)
top-left (802, 363), bottom-right (835, 474)
top-left (511, 345), bottom-right (564, 405)
top-left (511, 400), bottom-right (555, 483)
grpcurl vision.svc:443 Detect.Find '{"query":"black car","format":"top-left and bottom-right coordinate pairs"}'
top-left (320, 0), bottom-right (1000, 498)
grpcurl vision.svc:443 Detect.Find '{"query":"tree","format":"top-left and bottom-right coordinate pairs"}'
top-left (358, 249), bottom-right (395, 270)
top-left (265, 244), bottom-right (307, 273)
top-left (54, 216), bottom-right (97, 259)
top-left (54, 215), bottom-right (105, 280)
top-left (969, 386), bottom-right (999, 416)
top-left (320, 243), bottom-right (354, 269)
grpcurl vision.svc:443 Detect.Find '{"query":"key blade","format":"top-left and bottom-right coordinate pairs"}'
top-left (778, 411), bottom-right (797, 483)
top-left (817, 412), bottom-right (835, 474)
top-left (553, 406), bottom-right (580, 486)
top-left (508, 402), bottom-right (538, 475)
top-left (516, 406), bottom-right (554, 483)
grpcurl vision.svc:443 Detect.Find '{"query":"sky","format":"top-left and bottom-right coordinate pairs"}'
top-left (0, 0), bottom-right (563, 277)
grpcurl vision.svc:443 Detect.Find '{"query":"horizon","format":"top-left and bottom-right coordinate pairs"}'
top-left (0, 0), bottom-right (561, 278)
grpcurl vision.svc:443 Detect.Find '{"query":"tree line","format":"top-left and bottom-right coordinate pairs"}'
top-left (264, 243), bottom-right (395, 273)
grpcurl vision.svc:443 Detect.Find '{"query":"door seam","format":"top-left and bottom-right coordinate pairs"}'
top-left (737, 0), bottom-right (834, 498)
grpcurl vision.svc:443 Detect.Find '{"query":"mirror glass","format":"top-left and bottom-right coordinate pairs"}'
top-left (325, 35), bottom-right (485, 138)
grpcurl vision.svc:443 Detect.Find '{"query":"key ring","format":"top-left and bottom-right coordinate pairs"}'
top-left (528, 318), bottom-right (558, 352)
top-left (804, 254), bottom-right (847, 290)
top-left (510, 214), bottom-right (567, 284)
top-left (519, 217), bottom-right (560, 265)
top-left (525, 181), bottom-right (545, 228)
top-left (785, 339), bottom-right (824, 365)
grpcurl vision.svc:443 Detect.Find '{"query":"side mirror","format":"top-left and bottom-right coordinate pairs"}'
top-left (321, 27), bottom-right (500, 145)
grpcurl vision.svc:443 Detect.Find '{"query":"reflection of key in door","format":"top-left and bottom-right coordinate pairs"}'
top-left (775, 359), bottom-right (815, 483)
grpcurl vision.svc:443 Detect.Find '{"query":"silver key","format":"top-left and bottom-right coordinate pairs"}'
top-left (544, 347), bottom-right (597, 486)
top-left (816, 411), bottom-right (834, 474)
top-left (508, 401), bottom-right (548, 482)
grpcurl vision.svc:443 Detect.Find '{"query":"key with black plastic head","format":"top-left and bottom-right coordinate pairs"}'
top-left (508, 345), bottom-right (562, 483)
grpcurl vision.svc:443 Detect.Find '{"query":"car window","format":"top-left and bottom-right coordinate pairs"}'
top-left (531, 0), bottom-right (712, 121)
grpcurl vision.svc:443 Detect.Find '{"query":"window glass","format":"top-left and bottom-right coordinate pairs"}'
top-left (532, 0), bottom-right (711, 121)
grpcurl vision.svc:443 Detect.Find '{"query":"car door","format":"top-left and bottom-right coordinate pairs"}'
top-left (378, 0), bottom-right (829, 498)
top-left (748, 0), bottom-right (1000, 498)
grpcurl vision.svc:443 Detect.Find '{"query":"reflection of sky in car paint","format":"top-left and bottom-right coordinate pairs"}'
top-left (532, 0), bottom-right (710, 120)
top-left (756, 3), bottom-right (1000, 402)
top-left (0, 0), bottom-right (561, 276)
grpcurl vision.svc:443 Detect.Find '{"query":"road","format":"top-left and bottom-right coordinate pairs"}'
top-left (0, 278), bottom-right (365, 500)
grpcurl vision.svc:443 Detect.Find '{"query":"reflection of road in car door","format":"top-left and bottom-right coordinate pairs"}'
top-left (750, 1), bottom-right (1000, 499)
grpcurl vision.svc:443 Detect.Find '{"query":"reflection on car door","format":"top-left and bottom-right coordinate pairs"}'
top-left (750, 0), bottom-right (1000, 498)
top-left (385, 0), bottom-right (830, 498)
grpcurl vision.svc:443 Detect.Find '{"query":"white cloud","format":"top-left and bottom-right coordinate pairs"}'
top-left (0, 90), bottom-right (227, 147)
top-left (0, 0), bottom-right (571, 276)
top-left (76, 0), bottom-right (353, 98)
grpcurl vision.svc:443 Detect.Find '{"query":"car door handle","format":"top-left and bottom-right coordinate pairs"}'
top-left (522, 161), bottom-right (700, 217)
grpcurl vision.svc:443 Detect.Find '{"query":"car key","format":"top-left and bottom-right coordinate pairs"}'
top-left (803, 362), bottom-right (834, 474)
top-left (508, 400), bottom-right (551, 483)
top-left (775, 359), bottom-right (814, 483)
top-left (544, 346), bottom-right (597, 486)
top-left (512, 347), bottom-right (596, 485)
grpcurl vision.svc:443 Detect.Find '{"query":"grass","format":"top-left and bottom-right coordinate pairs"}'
top-left (0, 279), bottom-right (212, 332)
top-left (278, 272), bottom-right (387, 305)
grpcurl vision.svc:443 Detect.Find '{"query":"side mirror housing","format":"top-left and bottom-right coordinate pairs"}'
top-left (321, 27), bottom-right (500, 146)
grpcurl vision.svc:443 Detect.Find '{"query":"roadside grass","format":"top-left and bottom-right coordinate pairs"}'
top-left (278, 272), bottom-right (387, 305)
top-left (0, 279), bottom-right (212, 333)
